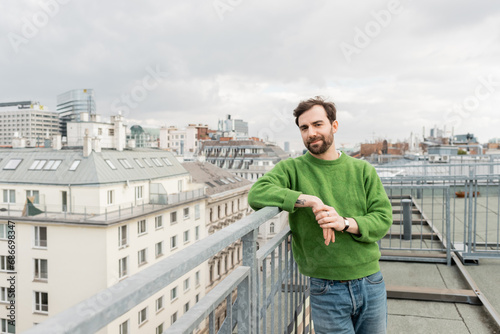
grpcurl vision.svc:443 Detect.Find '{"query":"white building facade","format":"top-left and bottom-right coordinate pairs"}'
top-left (0, 148), bottom-right (207, 333)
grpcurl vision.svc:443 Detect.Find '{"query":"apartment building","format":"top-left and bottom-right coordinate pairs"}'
top-left (159, 124), bottom-right (210, 155)
top-left (182, 161), bottom-right (286, 332)
top-left (200, 139), bottom-right (290, 181)
top-left (0, 147), bottom-right (207, 333)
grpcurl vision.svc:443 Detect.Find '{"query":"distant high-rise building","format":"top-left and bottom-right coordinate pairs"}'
top-left (284, 141), bottom-right (290, 152)
top-left (0, 101), bottom-right (59, 147)
top-left (217, 115), bottom-right (248, 139)
top-left (57, 89), bottom-right (96, 138)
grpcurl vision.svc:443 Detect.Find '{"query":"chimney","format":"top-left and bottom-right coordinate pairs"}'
top-left (92, 136), bottom-right (102, 153)
top-left (53, 135), bottom-right (62, 150)
top-left (83, 129), bottom-right (92, 157)
top-left (113, 113), bottom-right (125, 151)
top-left (80, 112), bottom-right (89, 122)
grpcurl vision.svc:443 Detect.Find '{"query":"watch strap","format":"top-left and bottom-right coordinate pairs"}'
top-left (342, 217), bottom-right (349, 232)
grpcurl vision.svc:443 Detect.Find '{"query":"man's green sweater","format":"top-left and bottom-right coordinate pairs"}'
top-left (248, 151), bottom-right (392, 280)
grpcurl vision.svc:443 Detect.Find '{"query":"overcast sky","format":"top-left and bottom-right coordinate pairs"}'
top-left (2, 0), bottom-right (499, 152)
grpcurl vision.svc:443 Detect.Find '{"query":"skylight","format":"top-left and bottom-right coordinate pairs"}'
top-left (134, 158), bottom-right (144, 168)
top-left (205, 182), bottom-right (215, 188)
top-left (118, 159), bottom-right (133, 169)
top-left (4, 158), bottom-right (22, 170)
top-left (105, 159), bottom-right (117, 170)
top-left (143, 158), bottom-right (153, 167)
top-left (69, 160), bottom-right (81, 171)
top-left (220, 178), bottom-right (229, 185)
top-left (43, 160), bottom-right (62, 171)
top-left (151, 158), bottom-right (163, 167)
top-left (234, 176), bottom-right (242, 182)
top-left (227, 178), bottom-right (236, 183)
top-left (161, 157), bottom-right (173, 166)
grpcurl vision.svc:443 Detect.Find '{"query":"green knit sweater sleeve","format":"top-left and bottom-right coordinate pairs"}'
top-left (248, 161), bottom-right (302, 213)
top-left (351, 164), bottom-right (393, 243)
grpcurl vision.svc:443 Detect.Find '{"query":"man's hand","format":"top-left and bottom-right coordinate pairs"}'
top-left (314, 204), bottom-right (359, 242)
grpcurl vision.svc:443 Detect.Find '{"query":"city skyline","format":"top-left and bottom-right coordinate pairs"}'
top-left (2, 0), bottom-right (500, 152)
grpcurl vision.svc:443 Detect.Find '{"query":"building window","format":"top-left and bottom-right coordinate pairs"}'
top-left (2, 190), bottom-right (15, 204)
top-left (1, 319), bottom-right (16, 334)
top-left (118, 225), bottom-right (128, 248)
top-left (195, 271), bottom-right (200, 287)
top-left (138, 249), bottom-right (147, 266)
top-left (155, 242), bottom-right (164, 258)
top-left (170, 287), bottom-right (178, 301)
top-left (119, 320), bottom-right (129, 334)
top-left (155, 215), bottom-right (163, 229)
top-left (138, 307), bottom-right (147, 325)
top-left (0, 252), bottom-right (10, 276)
top-left (137, 219), bottom-right (147, 235)
top-left (119, 257), bottom-right (128, 278)
top-left (171, 312), bottom-right (177, 325)
top-left (34, 291), bottom-right (48, 313)
top-left (195, 293), bottom-right (200, 303)
top-left (26, 190), bottom-right (40, 204)
top-left (183, 207), bottom-right (189, 219)
top-left (195, 226), bottom-right (200, 241)
top-left (170, 235), bottom-right (177, 250)
top-left (195, 204), bottom-right (200, 220)
top-left (135, 186), bottom-right (143, 200)
top-left (183, 278), bottom-right (190, 292)
top-left (184, 302), bottom-right (190, 313)
top-left (170, 211), bottom-right (177, 224)
top-left (0, 224), bottom-right (7, 240)
top-left (156, 296), bottom-right (164, 312)
top-left (183, 230), bottom-right (190, 243)
top-left (156, 323), bottom-right (164, 334)
top-left (270, 222), bottom-right (275, 233)
top-left (178, 180), bottom-right (183, 192)
top-left (107, 190), bottom-right (114, 205)
top-left (34, 259), bottom-right (48, 280)
top-left (34, 226), bottom-right (47, 248)
top-left (0, 288), bottom-right (8, 303)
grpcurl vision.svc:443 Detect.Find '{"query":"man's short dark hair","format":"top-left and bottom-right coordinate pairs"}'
top-left (293, 96), bottom-right (337, 126)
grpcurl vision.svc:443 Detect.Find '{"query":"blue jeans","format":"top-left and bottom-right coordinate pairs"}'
top-left (309, 271), bottom-right (387, 334)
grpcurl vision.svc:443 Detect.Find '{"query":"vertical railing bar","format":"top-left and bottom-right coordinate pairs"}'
top-left (262, 258), bottom-right (267, 334)
top-left (278, 243), bottom-right (283, 334)
top-left (270, 249), bottom-right (275, 334)
top-left (209, 311), bottom-right (215, 334)
top-left (256, 256), bottom-right (261, 334)
top-left (284, 238), bottom-right (289, 332)
top-left (446, 187), bottom-right (451, 265)
top-left (430, 187), bottom-right (435, 250)
top-left (467, 172), bottom-right (474, 256)
top-left (226, 294), bottom-right (232, 334)
top-left (294, 257), bottom-right (298, 334)
top-left (473, 176), bottom-right (478, 252)
top-left (485, 177), bottom-right (490, 250)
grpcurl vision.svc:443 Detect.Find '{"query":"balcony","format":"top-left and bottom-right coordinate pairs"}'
top-left (0, 188), bottom-right (205, 224)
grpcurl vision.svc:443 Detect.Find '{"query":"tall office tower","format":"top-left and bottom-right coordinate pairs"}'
top-left (57, 89), bottom-right (96, 139)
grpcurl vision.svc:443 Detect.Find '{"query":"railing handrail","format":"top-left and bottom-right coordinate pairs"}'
top-left (23, 206), bottom-right (281, 334)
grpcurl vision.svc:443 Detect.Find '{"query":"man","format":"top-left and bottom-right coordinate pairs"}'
top-left (248, 96), bottom-right (392, 333)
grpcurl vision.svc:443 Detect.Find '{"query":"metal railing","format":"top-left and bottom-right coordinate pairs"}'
top-left (381, 168), bottom-right (500, 263)
top-left (381, 185), bottom-right (451, 265)
top-left (24, 207), bottom-right (311, 334)
top-left (0, 189), bottom-right (205, 223)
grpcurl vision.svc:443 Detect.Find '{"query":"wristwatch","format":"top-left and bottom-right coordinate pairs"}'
top-left (342, 217), bottom-right (350, 233)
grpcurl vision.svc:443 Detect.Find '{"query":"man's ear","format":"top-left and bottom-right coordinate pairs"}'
top-left (332, 120), bottom-right (339, 133)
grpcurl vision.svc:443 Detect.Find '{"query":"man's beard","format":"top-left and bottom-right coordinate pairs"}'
top-left (306, 131), bottom-right (334, 155)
